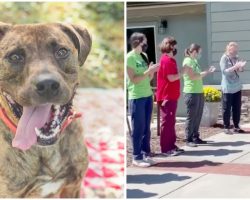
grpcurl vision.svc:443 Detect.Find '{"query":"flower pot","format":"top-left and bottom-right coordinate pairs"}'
top-left (201, 102), bottom-right (220, 127)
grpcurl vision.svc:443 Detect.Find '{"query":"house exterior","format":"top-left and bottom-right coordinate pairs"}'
top-left (127, 2), bottom-right (250, 116)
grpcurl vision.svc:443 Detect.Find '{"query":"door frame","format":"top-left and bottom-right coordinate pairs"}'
top-left (126, 25), bottom-right (157, 63)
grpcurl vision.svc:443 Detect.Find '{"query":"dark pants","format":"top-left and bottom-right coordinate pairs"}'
top-left (222, 90), bottom-right (242, 129)
top-left (160, 100), bottom-right (177, 153)
top-left (184, 93), bottom-right (204, 142)
top-left (129, 96), bottom-right (153, 160)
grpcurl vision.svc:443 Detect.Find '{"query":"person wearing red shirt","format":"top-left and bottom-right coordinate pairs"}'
top-left (156, 37), bottom-right (187, 156)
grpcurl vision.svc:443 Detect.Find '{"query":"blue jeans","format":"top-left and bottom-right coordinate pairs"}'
top-left (129, 96), bottom-right (153, 160)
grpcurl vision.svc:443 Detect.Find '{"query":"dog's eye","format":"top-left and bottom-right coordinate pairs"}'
top-left (8, 53), bottom-right (24, 63)
top-left (55, 48), bottom-right (69, 59)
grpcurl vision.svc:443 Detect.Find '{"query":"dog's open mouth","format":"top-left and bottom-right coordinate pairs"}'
top-left (2, 92), bottom-right (72, 150)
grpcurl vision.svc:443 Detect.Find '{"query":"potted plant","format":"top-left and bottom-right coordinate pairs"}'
top-left (201, 86), bottom-right (222, 127)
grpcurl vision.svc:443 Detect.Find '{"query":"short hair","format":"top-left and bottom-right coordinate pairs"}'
top-left (184, 43), bottom-right (201, 57)
top-left (159, 36), bottom-right (177, 53)
top-left (129, 32), bottom-right (146, 49)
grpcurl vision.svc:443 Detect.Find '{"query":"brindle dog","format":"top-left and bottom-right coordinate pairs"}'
top-left (0, 22), bottom-right (91, 197)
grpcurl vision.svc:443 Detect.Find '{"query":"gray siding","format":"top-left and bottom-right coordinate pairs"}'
top-left (207, 2), bottom-right (250, 84)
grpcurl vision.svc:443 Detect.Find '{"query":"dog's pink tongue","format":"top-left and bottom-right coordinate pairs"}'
top-left (12, 104), bottom-right (52, 151)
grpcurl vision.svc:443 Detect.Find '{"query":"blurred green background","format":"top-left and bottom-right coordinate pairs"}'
top-left (0, 2), bottom-right (124, 88)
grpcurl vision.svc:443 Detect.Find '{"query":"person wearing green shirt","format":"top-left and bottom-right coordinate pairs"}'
top-left (127, 32), bottom-right (159, 167)
top-left (182, 43), bottom-right (215, 147)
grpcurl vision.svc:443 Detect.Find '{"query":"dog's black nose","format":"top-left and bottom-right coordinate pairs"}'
top-left (36, 75), bottom-right (60, 97)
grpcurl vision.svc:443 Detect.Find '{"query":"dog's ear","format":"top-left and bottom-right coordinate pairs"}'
top-left (0, 22), bottom-right (11, 40)
top-left (57, 23), bottom-right (92, 66)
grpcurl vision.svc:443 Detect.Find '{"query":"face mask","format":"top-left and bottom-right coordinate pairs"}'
top-left (173, 48), bottom-right (177, 56)
top-left (197, 53), bottom-right (202, 60)
top-left (141, 43), bottom-right (148, 52)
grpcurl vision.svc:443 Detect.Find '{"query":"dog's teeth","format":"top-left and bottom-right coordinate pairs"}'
top-left (55, 111), bottom-right (60, 116)
top-left (54, 105), bottom-right (60, 112)
top-left (37, 129), bottom-right (58, 140)
top-left (54, 126), bottom-right (60, 133)
top-left (38, 133), bottom-right (50, 140)
top-left (55, 106), bottom-right (60, 113)
top-left (40, 134), bottom-right (45, 139)
top-left (44, 135), bottom-right (51, 139)
top-left (52, 132), bottom-right (57, 138)
top-left (35, 128), bottom-right (41, 136)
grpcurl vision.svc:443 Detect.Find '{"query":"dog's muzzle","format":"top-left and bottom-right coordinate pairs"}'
top-left (0, 89), bottom-right (81, 150)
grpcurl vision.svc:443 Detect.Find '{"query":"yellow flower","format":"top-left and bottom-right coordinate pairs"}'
top-left (203, 86), bottom-right (222, 102)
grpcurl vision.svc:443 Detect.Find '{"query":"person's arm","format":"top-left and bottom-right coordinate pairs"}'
top-left (149, 72), bottom-right (154, 81)
top-left (167, 74), bottom-right (182, 82)
top-left (167, 66), bottom-right (190, 82)
top-left (236, 60), bottom-right (247, 72)
top-left (220, 56), bottom-right (244, 74)
top-left (183, 65), bottom-right (205, 80)
top-left (127, 67), bottom-right (151, 84)
top-left (161, 58), bottom-right (183, 82)
top-left (127, 63), bottom-right (159, 84)
top-left (182, 57), bottom-right (202, 80)
top-left (184, 65), bottom-right (214, 80)
top-left (224, 63), bottom-right (241, 73)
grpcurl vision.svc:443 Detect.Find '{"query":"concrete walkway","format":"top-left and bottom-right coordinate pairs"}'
top-left (127, 124), bottom-right (250, 198)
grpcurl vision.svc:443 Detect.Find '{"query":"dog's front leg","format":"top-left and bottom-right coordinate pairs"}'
top-left (59, 180), bottom-right (82, 198)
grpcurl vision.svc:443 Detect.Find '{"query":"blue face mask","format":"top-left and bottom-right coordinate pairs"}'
top-left (197, 53), bottom-right (202, 60)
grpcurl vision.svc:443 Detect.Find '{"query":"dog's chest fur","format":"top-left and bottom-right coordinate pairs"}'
top-left (0, 120), bottom-right (88, 197)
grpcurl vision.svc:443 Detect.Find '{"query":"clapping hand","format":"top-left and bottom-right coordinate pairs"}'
top-left (208, 66), bottom-right (216, 73)
top-left (148, 62), bottom-right (160, 73)
top-left (236, 60), bottom-right (247, 71)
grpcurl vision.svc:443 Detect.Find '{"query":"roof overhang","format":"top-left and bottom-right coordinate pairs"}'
top-left (127, 2), bottom-right (206, 22)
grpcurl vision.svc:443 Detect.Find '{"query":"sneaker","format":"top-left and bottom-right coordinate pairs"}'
top-left (234, 128), bottom-right (245, 133)
top-left (193, 138), bottom-right (208, 144)
top-left (186, 142), bottom-right (197, 147)
top-left (156, 150), bottom-right (180, 158)
top-left (132, 159), bottom-right (151, 168)
top-left (170, 150), bottom-right (181, 156)
top-left (152, 153), bottom-right (170, 160)
top-left (224, 129), bottom-right (233, 135)
top-left (174, 146), bottom-right (185, 153)
top-left (162, 150), bottom-right (181, 156)
top-left (143, 157), bottom-right (157, 165)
